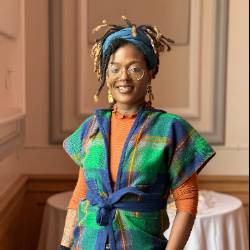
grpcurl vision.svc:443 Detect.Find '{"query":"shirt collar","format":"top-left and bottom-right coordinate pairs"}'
top-left (112, 104), bottom-right (137, 119)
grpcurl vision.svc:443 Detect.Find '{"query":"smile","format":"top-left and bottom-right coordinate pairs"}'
top-left (116, 85), bottom-right (134, 94)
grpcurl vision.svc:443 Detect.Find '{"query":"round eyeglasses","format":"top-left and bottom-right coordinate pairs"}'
top-left (107, 64), bottom-right (145, 81)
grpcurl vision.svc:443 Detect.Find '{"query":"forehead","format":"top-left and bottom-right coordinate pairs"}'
top-left (109, 44), bottom-right (146, 65)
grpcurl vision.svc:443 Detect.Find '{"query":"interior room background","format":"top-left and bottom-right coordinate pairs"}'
top-left (0, 0), bottom-right (248, 249)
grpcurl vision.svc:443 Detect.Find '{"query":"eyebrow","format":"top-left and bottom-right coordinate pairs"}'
top-left (110, 60), bottom-right (144, 65)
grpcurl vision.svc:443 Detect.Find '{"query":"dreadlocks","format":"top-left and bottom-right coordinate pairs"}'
top-left (91, 16), bottom-right (174, 102)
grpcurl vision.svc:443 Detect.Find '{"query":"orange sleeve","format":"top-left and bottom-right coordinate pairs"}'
top-left (68, 168), bottom-right (87, 209)
top-left (171, 173), bottom-right (199, 217)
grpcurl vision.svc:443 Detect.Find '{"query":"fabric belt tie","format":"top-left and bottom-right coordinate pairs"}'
top-left (86, 185), bottom-right (167, 250)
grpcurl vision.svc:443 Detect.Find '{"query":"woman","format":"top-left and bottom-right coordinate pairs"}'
top-left (60, 16), bottom-right (216, 250)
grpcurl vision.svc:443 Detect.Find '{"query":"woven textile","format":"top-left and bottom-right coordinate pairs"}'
top-left (63, 106), bottom-right (216, 250)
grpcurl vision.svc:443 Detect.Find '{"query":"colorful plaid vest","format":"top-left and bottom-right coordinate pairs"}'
top-left (63, 105), bottom-right (215, 250)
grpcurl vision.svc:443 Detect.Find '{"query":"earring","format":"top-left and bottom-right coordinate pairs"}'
top-left (108, 89), bottom-right (114, 103)
top-left (93, 93), bottom-right (99, 103)
top-left (147, 83), bottom-right (154, 105)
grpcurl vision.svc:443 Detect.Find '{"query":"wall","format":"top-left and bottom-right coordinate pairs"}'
top-left (17, 0), bottom-right (249, 177)
top-left (0, 0), bottom-right (25, 195)
top-left (0, 0), bottom-right (248, 177)
top-left (19, 0), bottom-right (77, 175)
top-left (0, 153), bottom-right (20, 197)
top-left (202, 0), bottom-right (249, 175)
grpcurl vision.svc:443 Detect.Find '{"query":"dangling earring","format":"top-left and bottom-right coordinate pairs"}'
top-left (147, 83), bottom-right (154, 106)
top-left (108, 89), bottom-right (114, 103)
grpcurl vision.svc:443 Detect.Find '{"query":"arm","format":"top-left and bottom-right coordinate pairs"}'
top-left (60, 168), bottom-right (87, 248)
top-left (60, 208), bottom-right (77, 248)
top-left (165, 211), bottom-right (195, 250)
top-left (166, 173), bottom-right (198, 250)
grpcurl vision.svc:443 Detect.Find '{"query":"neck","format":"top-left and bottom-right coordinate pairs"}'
top-left (114, 100), bottom-right (146, 115)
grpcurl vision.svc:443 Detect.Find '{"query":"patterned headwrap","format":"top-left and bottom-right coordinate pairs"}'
top-left (102, 28), bottom-right (157, 70)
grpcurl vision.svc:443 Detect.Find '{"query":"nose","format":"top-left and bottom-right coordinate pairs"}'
top-left (119, 68), bottom-right (130, 80)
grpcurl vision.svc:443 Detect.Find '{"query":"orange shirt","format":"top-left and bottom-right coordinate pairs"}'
top-left (68, 108), bottom-right (198, 216)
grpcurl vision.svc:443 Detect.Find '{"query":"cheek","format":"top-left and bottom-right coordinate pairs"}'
top-left (106, 79), bottom-right (117, 97)
top-left (106, 77), bottom-right (115, 88)
top-left (137, 81), bottom-right (148, 92)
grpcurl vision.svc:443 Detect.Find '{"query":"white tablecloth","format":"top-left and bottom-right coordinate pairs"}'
top-left (37, 190), bottom-right (249, 250)
top-left (164, 191), bottom-right (249, 250)
top-left (37, 191), bottom-right (73, 250)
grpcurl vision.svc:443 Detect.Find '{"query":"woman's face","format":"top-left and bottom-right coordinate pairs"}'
top-left (106, 44), bottom-right (152, 109)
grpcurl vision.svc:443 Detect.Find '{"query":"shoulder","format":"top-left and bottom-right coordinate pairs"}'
top-left (77, 114), bottom-right (98, 140)
top-left (79, 114), bottom-right (96, 129)
top-left (63, 114), bottom-right (95, 145)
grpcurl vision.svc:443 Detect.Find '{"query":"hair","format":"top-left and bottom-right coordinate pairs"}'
top-left (91, 16), bottom-right (174, 102)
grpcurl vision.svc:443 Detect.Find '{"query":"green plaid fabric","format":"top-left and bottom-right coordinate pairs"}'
top-left (63, 106), bottom-right (216, 250)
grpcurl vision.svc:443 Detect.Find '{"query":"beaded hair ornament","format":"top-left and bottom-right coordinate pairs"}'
top-left (91, 16), bottom-right (175, 102)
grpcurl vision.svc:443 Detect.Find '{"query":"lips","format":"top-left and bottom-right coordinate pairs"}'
top-left (115, 84), bottom-right (134, 94)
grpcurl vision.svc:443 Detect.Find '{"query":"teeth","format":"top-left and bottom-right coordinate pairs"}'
top-left (117, 86), bottom-right (133, 93)
top-left (119, 86), bottom-right (130, 90)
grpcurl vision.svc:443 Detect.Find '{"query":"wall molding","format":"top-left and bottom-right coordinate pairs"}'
top-left (0, 118), bottom-right (25, 161)
top-left (49, 0), bottom-right (228, 145)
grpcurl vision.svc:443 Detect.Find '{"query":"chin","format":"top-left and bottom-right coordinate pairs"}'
top-left (114, 96), bottom-right (145, 106)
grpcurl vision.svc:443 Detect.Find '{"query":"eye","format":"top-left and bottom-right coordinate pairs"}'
top-left (129, 66), bottom-right (142, 73)
top-left (109, 65), bottom-right (120, 74)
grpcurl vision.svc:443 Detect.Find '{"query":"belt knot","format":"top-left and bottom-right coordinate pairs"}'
top-left (96, 199), bottom-right (115, 226)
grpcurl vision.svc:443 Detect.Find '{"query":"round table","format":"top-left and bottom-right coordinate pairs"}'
top-left (164, 190), bottom-right (249, 250)
top-left (37, 191), bottom-right (73, 250)
top-left (37, 191), bottom-right (249, 250)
